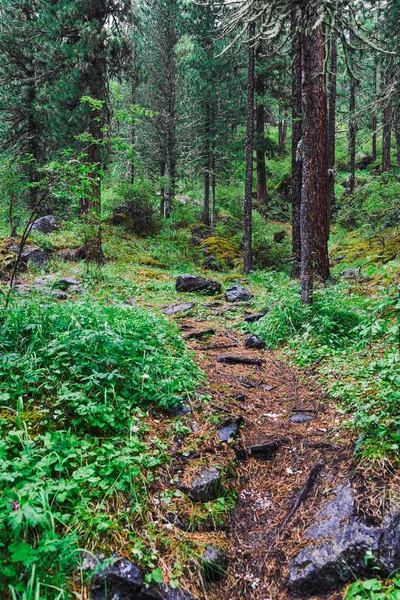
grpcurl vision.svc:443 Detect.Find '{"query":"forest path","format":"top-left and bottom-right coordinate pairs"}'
top-left (166, 308), bottom-right (353, 600)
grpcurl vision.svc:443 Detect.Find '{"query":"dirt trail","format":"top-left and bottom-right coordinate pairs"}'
top-left (171, 311), bottom-right (354, 600)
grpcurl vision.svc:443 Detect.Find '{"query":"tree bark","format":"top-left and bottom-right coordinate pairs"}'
top-left (243, 22), bottom-right (256, 274)
top-left (130, 79), bottom-right (137, 185)
top-left (372, 64), bottom-right (377, 162)
top-left (165, 128), bottom-right (175, 219)
top-left (255, 103), bottom-right (267, 205)
top-left (202, 102), bottom-right (211, 226)
top-left (396, 122), bottom-right (400, 167)
top-left (312, 22), bottom-right (329, 282)
top-left (300, 27), bottom-right (314, 304)
top-left (211, 139), bottom-right (216, 233)
top-left (348, 77), bottom-right (356, 194)
top-left (382, 71), bottom-right (392, 172)
top-left (78, 3), bottom-right (106, 266)
top-left (160, 161), bottom-right (165, 217)
top-left (326, 36), bottom-right (337, 224)
top-left (291, 10), bottom-right (302, 279)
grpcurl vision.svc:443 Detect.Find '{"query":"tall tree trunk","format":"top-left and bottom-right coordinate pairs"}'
top-left (165, 128), bottom-right (175, 219)
top-left (130, 80), bottom-right (137, 185)
top-left (160, 161), bottom-right (165, 217)
top-left (300, 27), bottom-right (314, 304)
top-left (372, 64), bottom-right (377, 162)
top-left (202, 102), bottom-right (211, 226)
top-left (255, 102), bottom-right (267, 205)
top-left (211, 142), bottom-right (216, 234)
top-left (382, 71), bottom-right (392, 172)
top-left (326, 36), bottom-right (337, 224)
top-left (396, 121), bottom-right (400, 167)
top-left (291, 10), bottom-right (302, 279)
top-left (348, 71), bottom-right (356, 194)
top-left (312, 23), bottom-right (329, 282)
top-left (243, 23), bottom-right (255, 274)
top-left (78, 6), bottom-right (105, 266)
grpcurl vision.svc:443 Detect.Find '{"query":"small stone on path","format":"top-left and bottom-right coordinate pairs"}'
top-left (290, 414), bottom-right (314, 424)
top-left (225, 285), bottom-right (253, 302)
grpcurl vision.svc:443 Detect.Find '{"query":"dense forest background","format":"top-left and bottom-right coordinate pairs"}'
top-left (0, 0), bottom-right (399, 599)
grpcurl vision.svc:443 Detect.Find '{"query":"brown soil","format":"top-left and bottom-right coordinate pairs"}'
top-left (165, 311), bottom-right (356, 600)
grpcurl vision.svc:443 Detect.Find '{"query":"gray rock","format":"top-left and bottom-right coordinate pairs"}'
top-left (162, 302), bottom-right (196, 315)
top-left (341, 266), bottom-right (362, 279)
top-left (175, 275), bottom-right (221, 295)
top-left (21, 247), bottom-right (50, 267)
top-left (189, 467), bottom-right (224, 502)
top-left (31, 215), bottom-right (57, 234)
top-left (140, 584), bottom-right (193, 600)
top-left (332, 255), bottom-right (346, 264)
top-left (306, 480), bottom-right (354, 540)
top-left (288, 481), bottom-right (400, 596)
top-left (244, 334), bottom-right (266, 349)
top-left (244, 313), bottom-right (267, 323)
top-left (90, 558), bottom-right (142, 600)
top-left (225, 286), bottom-right (253, 302)
top-left (289, 521), bottom-right (380, 597)
top-left (202, 545), bottom-right (229, 582)
top-left (217, 423), bottom-right (239, 442)
top-left (59, 276), bottom-right (81, 287)
top-left (290, 414), bottom-right (314, 424)
top-left (167, 405), bottom-right (191, 417)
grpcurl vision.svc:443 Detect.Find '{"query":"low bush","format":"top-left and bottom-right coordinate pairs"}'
top-left (0, 299), bottom-right (201, 433)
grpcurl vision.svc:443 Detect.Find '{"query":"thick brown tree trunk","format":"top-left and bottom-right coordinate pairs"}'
top-left (291, 10), bottom-right (302, 279)
top-left (348, 75), bottom-right (356, 194)
top-left (165, 128), bottom-right (175, 219)
top-left (396, 122), bottom-right (400, 167)
top-left (312, 23), bottom-right (329, 282)
top-left (255, 103), bottom-right (267, 205)
top-left (243, 23), bottom-right (255, 274)
top-left (327, 36), bottom-right (337, 223)
top-left (211, 146), bottom-right (216, 234)
top-left (130, 80), bottom-right (137, 185)
top-left (372, 64), bottom-right (377, 162)
top-left (78, 5), bottom-right (105, 266)
top-left (202, 102), bottom-right (211, 226)
top-left (160, 161), bottom-right (165, 217)
top-left (300, 28), bottom-right (314, 304)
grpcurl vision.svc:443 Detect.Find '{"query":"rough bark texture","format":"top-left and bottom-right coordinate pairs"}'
top-left (300, 28), bottom-right (314, 304)
top-left (243, 23), bottom-right (255, 274)
top-left (382, 73), bottom-right (392, 172)
top-left (311, 23), bottom-right (329, 282)
top-left (396, 122), bottom-right (400, 167)
top-left (372, 65), bottom-right (377, 162)
top-left (291, 10), bottom-right (302, 279)
top-left (78, 1), bottom-right (106, 266)
top-left (348, 74), bottom-right (356, 195)
top-left (211, 139), bottom-right (216, 233)
top-left (327, 37), bottom-right (337, 224)
top-left (160, 161), bottom-right (165, 217)
top-left (256, 103), bottom-right (267, 205)
top-left (202, 102), bottom-right (211, 226)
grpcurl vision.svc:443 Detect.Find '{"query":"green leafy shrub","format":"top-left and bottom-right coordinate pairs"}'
top-left (109, 180), bottom-right (161, 236)
top-left (250, 287), bottom-right (362, 350)
top-left (0, 299), bottom-right (201, 432)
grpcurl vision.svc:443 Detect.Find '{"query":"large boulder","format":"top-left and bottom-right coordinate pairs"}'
top-left (288, 480), bottom-right (400, 597)
top-left (90, 558), bottom-right (142, 600)
top-left (225, 286), bottom-right (253, 302)
top-left (175, 275), bottom-right (221, 295)
top-left (31, 215), bottom-right (57, 234)
top-left (90, 558), bottom-right (192, 600)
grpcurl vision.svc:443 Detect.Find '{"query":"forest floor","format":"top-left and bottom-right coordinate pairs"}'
top-left (2, 216), bottom-right (399, 600)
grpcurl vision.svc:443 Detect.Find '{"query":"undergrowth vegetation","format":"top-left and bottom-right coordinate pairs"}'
top-left (0, 298), bottom-right (201, 596)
